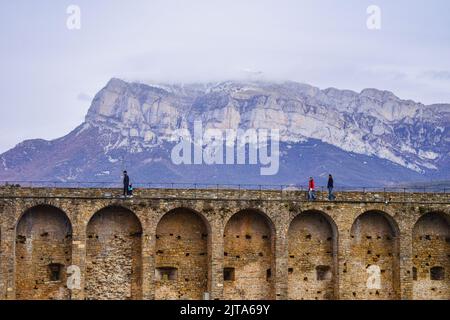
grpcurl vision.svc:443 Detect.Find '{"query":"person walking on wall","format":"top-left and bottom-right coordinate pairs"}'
top-left (308, 177), bottom-right (316, 201)
top-left (123, 170), bottom-right (130, 197)
top-left (327, 174), bottom-right (335, 201)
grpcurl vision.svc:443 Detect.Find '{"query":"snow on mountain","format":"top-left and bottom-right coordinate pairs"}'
top-left (0, 78), bottom-right (448, 186)
top-left (85, 78), bottom-right (449, 173)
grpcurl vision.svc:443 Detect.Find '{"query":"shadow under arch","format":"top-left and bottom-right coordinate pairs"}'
top-left (348, 209), bottom-right (400, 300)
top-left (287, 209), bottom-right (339, 300)
top-left (413, 211), bottom-right (450, 232)
top-left (351, 210), bottom-right (400, 238)
top-left (412, 211), bottom-right (450, 300)
top-left (15, 203), bottom-right (72, 230)
top-left (154, 207), bottom-right (211, 300)
top-left (223, 208), bottom-right (276, 300)
top-left (85, 205), bottom-right (143, 300)
top-left (224, 208), bottom-right (276, 237)
top-left (15, 204), bottom-right (73, 300)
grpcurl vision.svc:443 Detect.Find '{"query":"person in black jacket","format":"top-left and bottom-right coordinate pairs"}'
top-left (123, 171), bottom-right (130, 197)
top-left (327, 174), bottom-right (335, 201)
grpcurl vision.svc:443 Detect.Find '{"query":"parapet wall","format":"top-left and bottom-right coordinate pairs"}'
top-left (0, 187), bottom-right (449, 300)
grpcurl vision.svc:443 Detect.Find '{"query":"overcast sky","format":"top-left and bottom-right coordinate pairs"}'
top-left (1, 0), bottom-right (449, 153)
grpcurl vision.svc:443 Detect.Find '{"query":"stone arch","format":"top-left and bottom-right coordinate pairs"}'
top-left (154, 207), bottom-right (211, 300)
top-left (348, 210), bottom-right (400, 299)
top-left (412, 211), bottom-right (450, 300)
top-left (223, 209), bottom-right (276, 300)
top-left (287, 210), bottom-right (338, 300)
top-left (85, 206), bottom-right (143, 300)
top-left (15, 204), bottom-right (73, 300)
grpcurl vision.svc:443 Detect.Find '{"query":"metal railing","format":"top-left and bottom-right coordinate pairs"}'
top-left (0, 180), bottom-right (448, 192)
top-left (0, 180), bottom-right (448, 203)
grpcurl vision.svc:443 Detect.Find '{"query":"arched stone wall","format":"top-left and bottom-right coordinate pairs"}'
top-left (348, 210), bottom-right (400, 300)
top-left (287, 210), bottom-right (338, 300)
top-left (85, 206), bottom-right (142, 300)
top-left (15, 205), bottom-right (72, 300)
top-left (223, 209), bottom-right (275, 300)
top-left (0, 189), bottom-right (448, 301)
top-left (412, 212), bottom-right (450, 300)
top-left (154, 208), bottom-right (210, 300)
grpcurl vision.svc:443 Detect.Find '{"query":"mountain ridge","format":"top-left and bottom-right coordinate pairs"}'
top-left (1, 78), bottom-right (448, 187)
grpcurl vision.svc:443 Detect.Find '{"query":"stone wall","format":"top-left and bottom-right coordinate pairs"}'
top-left (412, 212), bottom-right (449, 299)
top-left (344, 211), bottom-right (400, 299)
top-left (287, 210), bottom-right (337, 300)
top-left (155, 208), bottom-right (209, 300)
top-left (0, 187), bottom-right (449, 300)
top-left (15, 205), bottom-right (72, 300)
top-left (223, 210), bottom-right (275, 300)
top-left (85, 206), bottom-right (142, 300)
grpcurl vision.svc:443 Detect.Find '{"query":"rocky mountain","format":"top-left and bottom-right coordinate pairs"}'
top-left (0, 78), bottom-right (448, 187)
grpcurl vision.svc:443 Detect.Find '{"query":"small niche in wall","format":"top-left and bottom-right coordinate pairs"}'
top-left (224, 268), bottom-right (235, 281)
top-left (48, 263), bottom-right (63, 282)
top-left (412, 267), bottom-right (417, 281)
top-left (156, 267), bottom-right (178, 281)
top-left (316, 265), bottom-right (332, 281)
top-left (430, 266), bottom-right (445, 281)
top-left (266, 269), bottom-right (272, 281)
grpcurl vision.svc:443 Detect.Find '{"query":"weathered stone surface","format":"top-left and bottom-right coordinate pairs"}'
top-left (412, 212), bottom-right (449, 299)
top-left (0, 187), bottom-right (448, 300)
top-left (85, 206), bottom-right (142, 300)
top-left (344, 211), bottom-right (400, 300)
top-left (287, 210), bottom-right (337, 300)
top-left (15, 205), bottom-right (72, 300)
top-left (223, 210), bottom-right (275, 300)
top-left (155, 208), bottom-right (209, 300)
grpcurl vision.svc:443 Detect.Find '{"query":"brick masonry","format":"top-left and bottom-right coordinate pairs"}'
top-left (0, 187), bottom-right (449, 300)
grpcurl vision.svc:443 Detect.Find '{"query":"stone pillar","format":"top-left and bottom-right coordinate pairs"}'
top-left (275, 225), bottom-right (288, 299)
top-left (210, 219), bottom-right (224, 300)
top-left (142, 230), bottom-right (155, 300)
top-left (1, 203), bottom-right (21, 300)
top-left (69, 216), bottom-right (87, 300)
top-left (1, 225), bottom-right (16, 300)
top-left (398, 229), bottom-right (413, 300)
top-left (144, 207), bottom-right (160, 300)
top-left (0, 220), bottom-right (5, 299)
top-left (337, 227), bottom-right (351, 300)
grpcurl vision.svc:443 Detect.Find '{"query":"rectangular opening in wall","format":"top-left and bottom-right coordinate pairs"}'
top-left (224, 268), bottom-right (235, 281)
top-left (155, 267), bottom-right (178, 281)
top-left (316, 265), bottom-right (332, 281)
top-left (48, 263), bottom-right (63, 282)
top-left (412, 267), bottom-right (417, 281)
top-left (266, 269), bottom-right (272, 281)
top-left (430, 266), bottom-right (445, 280)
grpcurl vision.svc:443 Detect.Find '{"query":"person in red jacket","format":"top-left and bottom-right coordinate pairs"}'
top-left (308, 177), bottom-right (316, 201)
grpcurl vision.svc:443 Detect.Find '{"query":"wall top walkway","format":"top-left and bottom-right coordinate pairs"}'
top-left (0, 186), bottom-right (449, 204)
